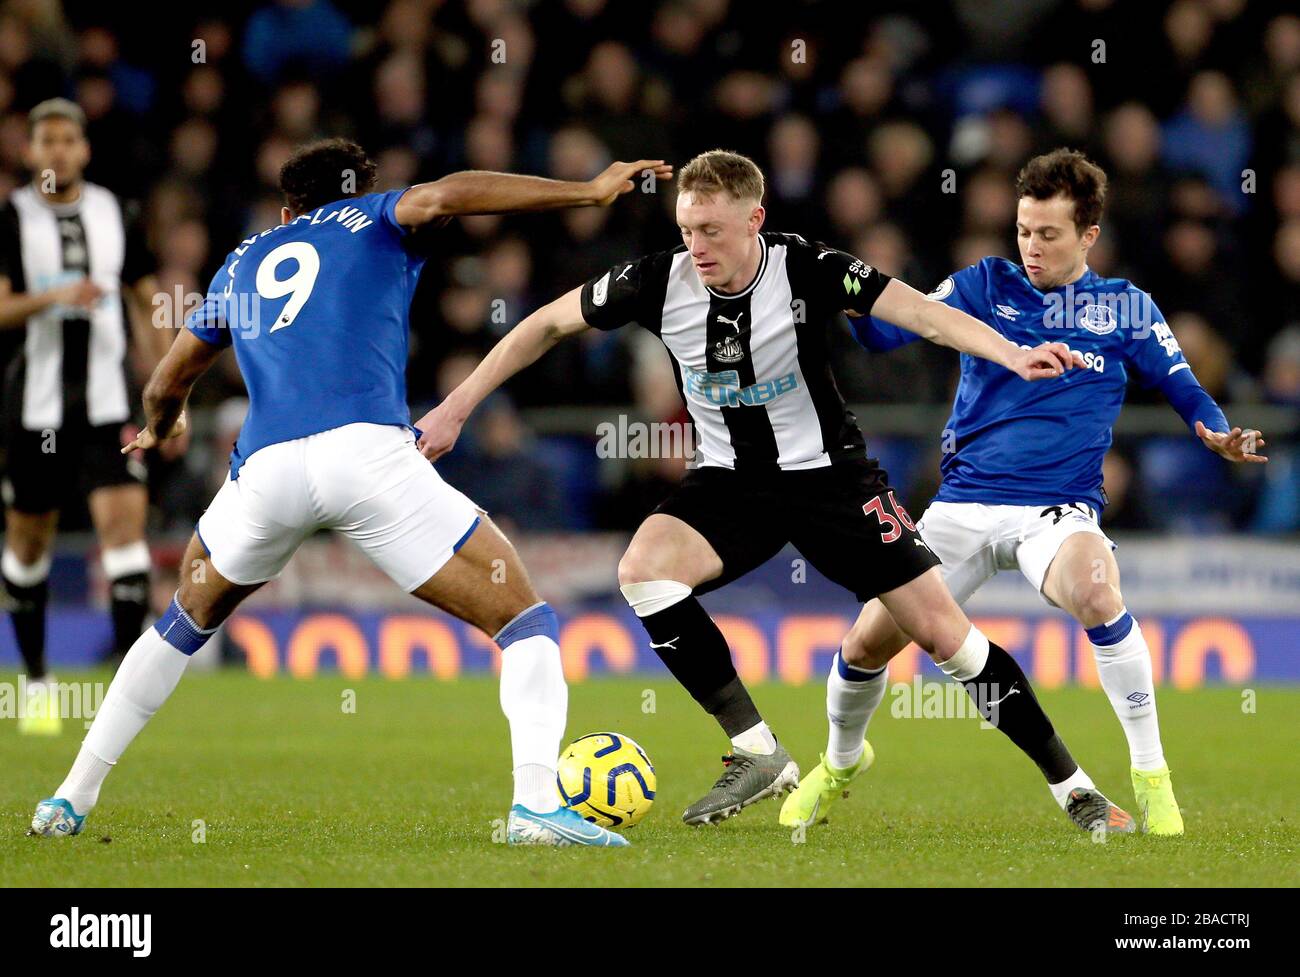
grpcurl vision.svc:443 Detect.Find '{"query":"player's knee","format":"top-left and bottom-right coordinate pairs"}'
top-left (842, 621), bottom-right (900, 671)
top-left (4, 536), bottom-right (51, 569)
top-left (1069, 579), bottom-right (1123, 628)
top-left (617, 546), bottom-right (667, 588)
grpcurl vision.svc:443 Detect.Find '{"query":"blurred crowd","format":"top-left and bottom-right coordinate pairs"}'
top-left (0, 0), bottom-right (1298, 535)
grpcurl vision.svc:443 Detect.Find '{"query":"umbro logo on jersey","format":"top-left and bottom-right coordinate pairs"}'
top-left (995, 304), bottom-right (1021, 319)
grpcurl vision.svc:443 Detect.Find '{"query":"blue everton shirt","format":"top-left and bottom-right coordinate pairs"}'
top-left (186, 190), bottom-right (425, 476)
top-left (850, 257), bottom-right (1229, 514)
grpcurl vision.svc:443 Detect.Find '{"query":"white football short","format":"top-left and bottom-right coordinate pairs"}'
top-left (916, 499), bottom-right (1114, 608)
top-left (196, 422), bottom-right (481, 591)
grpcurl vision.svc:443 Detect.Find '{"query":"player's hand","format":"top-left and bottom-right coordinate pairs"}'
top-left (413, 404), bottom-right (464, 461)
top-left (157, 426), bottom-right (191, 461)
top-left (588, 160), bottom-right (674, 206)
top-left (1009, 342), bottom-right (1078, 381)
top-left (1196, 421), bottom-right (1268, 463)
top-left (121, 411), bottom-right (188, 454)
top-left (54, 277), bottom-right (103, 310)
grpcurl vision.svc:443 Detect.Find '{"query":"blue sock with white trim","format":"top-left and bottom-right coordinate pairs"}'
top-left (1086, 609), bottom-right (1165, 769)
top-left (496, 602), bottom-right (567, 813)
top-left (154, 592), bottom-right (220, 655)
top-left (825, 650), bottom-right (888, 770)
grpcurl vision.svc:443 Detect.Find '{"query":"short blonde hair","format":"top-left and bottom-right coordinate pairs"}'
top-left (678, 149), bottom-right (765, 204)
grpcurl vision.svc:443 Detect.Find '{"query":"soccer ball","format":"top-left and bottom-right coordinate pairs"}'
top-left (557, 732), bottom-right (656, 828)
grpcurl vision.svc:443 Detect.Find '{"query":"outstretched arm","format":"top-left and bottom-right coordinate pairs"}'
top-left (0, 273), bottom-right (102, 329)
top-left (414, 287), bottom-right (589, 460)
top-left (122, 330), bottom-right (225, 453)
top-left (394, 161), bottom-right (673, 227)
top-left (868, 278), bottom-right (1079, 381)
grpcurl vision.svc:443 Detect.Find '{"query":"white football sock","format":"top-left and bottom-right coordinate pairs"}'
top-left (826, 652), bottom-right (887, 770)
top-left (56, 625), bottom-right (194, 814)
top-left (1089, 612), bottom-right (1166, 769)
top-left (1047, 766), bottom-right (1097, 809)
top-left (731, 720), bottom-right (777, 755)
top-left (499, 634), bottom-right (567, 813)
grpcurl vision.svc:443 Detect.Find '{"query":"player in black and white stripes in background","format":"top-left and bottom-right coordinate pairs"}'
top-left (0, 99), bottom-right (173, 733)
top-left (416, 150), bottom-right (1137, 833)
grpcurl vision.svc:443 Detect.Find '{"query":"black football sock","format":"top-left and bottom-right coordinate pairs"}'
top-left (638, 595), bottom-right (763, 738)
top-left (962, 640), bottom-right (1078, 784)
top-left (109, 570), bottom-right (151, 656)
top-left (2, 571), bottom-right (49, 680)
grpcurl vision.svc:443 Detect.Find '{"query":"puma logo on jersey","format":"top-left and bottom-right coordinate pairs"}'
top-left (713, 312), bottom-right (746, 362)
top-left (616, 264), bottom-right (632, 282)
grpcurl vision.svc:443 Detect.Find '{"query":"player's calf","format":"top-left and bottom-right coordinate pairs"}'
top-left (30, 535), bottom-right (255, 837)
top-left (410, 517), bottom-right (574, 824)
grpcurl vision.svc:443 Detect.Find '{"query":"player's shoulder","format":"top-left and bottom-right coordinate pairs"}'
top-left (587, 243), bottom-right (683, 295)
top-left (1084, 270), bottom-right (1162, 324)
top-left (1088, 270), bottom-right (1153, 304)
top-left (79, 181), bottom-right (126, 217)
top-left (763, 231), bottom-right (850, 264)
top-left (977, 255), bottom-right (1025, 284)
top-left (628, 243), bottom-right (688, 278)
top-left (926, 255), bottom-right (1001, 301)
top-left (765, 231), bottom-right (878, 285)
top-left (762, 230), bottom-right (817, 252)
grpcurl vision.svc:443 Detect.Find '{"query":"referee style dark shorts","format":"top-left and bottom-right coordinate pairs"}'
top-left (1, 421), bottom-right (144, 514)
top-left (652, 457), bottom-right (940, 603)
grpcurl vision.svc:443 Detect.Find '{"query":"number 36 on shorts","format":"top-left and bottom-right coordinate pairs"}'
top-left (862, 490), bottom-right (918, 543)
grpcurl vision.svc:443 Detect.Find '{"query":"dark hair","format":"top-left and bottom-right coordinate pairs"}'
top-left (1015, 148), bottom-right (1108, 232)
top-left (278, 138), bottom-right (378, 215)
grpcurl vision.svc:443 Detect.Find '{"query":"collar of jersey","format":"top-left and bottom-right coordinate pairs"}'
top-left (20, 182), bottom-right (83, 217)
top-left (704, 233), bottom-right (769, 300)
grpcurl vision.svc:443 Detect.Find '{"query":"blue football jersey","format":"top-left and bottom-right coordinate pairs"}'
top-left (850, 257), bottom-right (1228, 513)
top-left (186, 190), bottom-right (426, 475)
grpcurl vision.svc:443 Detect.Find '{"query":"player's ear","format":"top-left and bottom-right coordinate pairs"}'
top-left (280, 207), bottom-right (292, 225)
top-left (749, 203), bottom-right (765, 234)
top-left (1081, 224), bottom-right (1100, 251)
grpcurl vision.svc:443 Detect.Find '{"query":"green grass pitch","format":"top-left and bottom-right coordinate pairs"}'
top-left (2, 670), bottom-right (1295, 887)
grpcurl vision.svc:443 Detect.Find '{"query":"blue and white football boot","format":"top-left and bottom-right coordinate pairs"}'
top-left (506, 805), bottom-right (630, 847)
top-left (29, 798), bottom-right (86, 837)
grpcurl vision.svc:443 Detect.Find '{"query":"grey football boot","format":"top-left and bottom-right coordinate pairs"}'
top-left (682, 743), bottom-right (800, 825)
top-left (1065, 787), bottom-right (1137, 834)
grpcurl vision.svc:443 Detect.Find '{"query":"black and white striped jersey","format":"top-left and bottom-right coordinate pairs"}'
top-left (0, 182), bottom-right (153, 432)
top-left (580, 232), bottom-right (891, 471)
